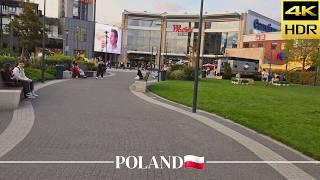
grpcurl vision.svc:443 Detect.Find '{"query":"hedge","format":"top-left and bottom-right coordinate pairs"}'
top-left (46, 55), bottom-right (73, 66)
top-left (25, 67), bottom-right (55, 82)
top-left (0, 56), bottom-right (17, 68)
top-left (168, 65), bottom-right (195, 81)
top-left (271, 70), bottom-right (320, 86)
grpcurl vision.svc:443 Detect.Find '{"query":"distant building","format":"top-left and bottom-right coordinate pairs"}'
top-left (0, 0), bottom-right (63, 54)
top-left (0, 0), bottom-right (40, 52)
top-left (120, 10), bottom-right (281, 67)
top-left (59, 0), bottom-right (95, 58)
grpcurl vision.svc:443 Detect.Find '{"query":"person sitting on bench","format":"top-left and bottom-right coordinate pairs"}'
top-left (235, 72), bottom-right (241, 84)
top-left (1, 63), bottom-right (19, 87)
top-left (12, 60), bottom-right (38, 98)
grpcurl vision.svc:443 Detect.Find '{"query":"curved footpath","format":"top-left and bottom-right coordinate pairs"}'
top-left (0, 71), bottom-right (318, 180)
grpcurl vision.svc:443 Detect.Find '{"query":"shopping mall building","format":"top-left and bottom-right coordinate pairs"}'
top-left (120, 10), bottom-right (281, 66)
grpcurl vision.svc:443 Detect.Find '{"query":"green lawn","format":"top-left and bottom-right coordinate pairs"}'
top-left (149, 80), bottom-right (320, 160)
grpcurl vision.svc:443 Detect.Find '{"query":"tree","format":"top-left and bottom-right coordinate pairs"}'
top-left (223, 62), bottom-right (232, 80)
top-left (7, 2), bottom-right (46, 57)
top-left (282, 40), bottom-right (295, 73)
top-left (283, 39), bottom-right (319, 71)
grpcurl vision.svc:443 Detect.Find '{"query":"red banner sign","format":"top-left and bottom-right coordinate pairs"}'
top-left (255, 34), bottom-right (266, 41)
top-left (173, 25), bottom-right (193, 33)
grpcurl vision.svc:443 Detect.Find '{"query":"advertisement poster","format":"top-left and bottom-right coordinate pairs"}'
top-left (94, 23), bottom-right (122, 54)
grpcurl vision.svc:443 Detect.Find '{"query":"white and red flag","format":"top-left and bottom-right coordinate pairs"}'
top-left (184, 155), bottom-right (205, 169)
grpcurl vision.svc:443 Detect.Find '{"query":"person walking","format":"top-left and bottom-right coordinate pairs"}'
top-left (96, 58), bottom-right (106, 80)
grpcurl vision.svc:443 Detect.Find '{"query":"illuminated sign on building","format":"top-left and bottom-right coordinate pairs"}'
top-left (255, 34), bottom-right (266, 41)
top-left (173, 25), bottom-right (193, 33)
top-left (253, 19), bottom-right (279, 32)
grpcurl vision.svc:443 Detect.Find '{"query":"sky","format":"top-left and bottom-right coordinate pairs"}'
top-left (33, 0), bottom-right (281, 25)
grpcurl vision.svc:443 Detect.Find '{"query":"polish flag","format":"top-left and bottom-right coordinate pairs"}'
top-left (184, 155), bottom-right (205, 169)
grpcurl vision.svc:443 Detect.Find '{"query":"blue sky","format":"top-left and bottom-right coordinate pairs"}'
top-left (34, 0), bottom-right (281, 25)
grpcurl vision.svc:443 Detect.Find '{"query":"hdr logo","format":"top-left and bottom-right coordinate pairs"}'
top-left (282, 0), bottom-right (320, 39)
top-left (115, 155), bottom-right (205, 170)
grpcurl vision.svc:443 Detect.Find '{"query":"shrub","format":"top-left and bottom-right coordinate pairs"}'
top-left (287, 71), bottom-right (316, 85)
top-left (45, 66), bottom-right (56, 76)
top-left (25, 67), bottom-right (55, 82)
top-left (170, 70), bottom-right (186, 80)
top-left (223, 62), bottom-right (232, 80)
top-left (46, 54), bottom-right (73, 66)
top-left (167, 65), bottom-right (195, 81)
top-left (169, 64), bottom-right (185, 71)
top-left (0, 55), bottom-right (16, 68)
top-left (183, 66), bottom-right (195, 80)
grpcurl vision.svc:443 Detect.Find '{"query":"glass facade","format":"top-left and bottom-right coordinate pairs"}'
top-left (165, 31), bottom-right (192, 54)
top-left (74, 27), bottom-right (87, 42)
top-left (126, 17), bottom-right (240, 56)
top-left (203, 21), bottom-right (240, 55)
top-left (206, 21), bottom-right (240, 30)
top-left (204, 32), bottom-right (238, 55)
top-left (128, 19), bottom-right (161, 27)
top-left (73, 0), bottom-right (89, 20)
top-left (127, 29), bottom-right (161, 52)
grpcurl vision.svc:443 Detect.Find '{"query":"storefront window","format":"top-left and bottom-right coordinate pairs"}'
top-left (73, 0), bottom-right (88, 20)
top-left (128, 19), bottom-right (161, 27)
top-left (204, 32), bottom-right (238, 55)
top-left (165, 31), bottom-right (191, 54)
top-left (73, 0), bottom-right (79, 18)
top-left (207, 21), bottom-right (240, 30)
top-left (127, 29), bottom-right (161, 52)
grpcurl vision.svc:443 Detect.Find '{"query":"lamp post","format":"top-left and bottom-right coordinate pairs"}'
top-left (270, 43), bottom-right (277, 74)
top-left (0, 1), bottom-right (3, 49)
top-left (41, 0), bottom-right (46, 83)
top-left (9, 15), bottom-right (14, 55)
top-left (150, 46), bottom-right (154, 70)
top-left (105, 31), bottom-right (109, 62)
top-left (158, 18), bottom-right (164, 82)
top-left (192, 0), bottom-right (204, 113)
top-left (64, 30), bottom-right (69, 56)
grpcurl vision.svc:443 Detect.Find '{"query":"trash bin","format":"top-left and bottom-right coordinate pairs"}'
top-left (160, 70), bottom-right (167, 81)
top-left (202, 70), bottom-right (207, 78)
top-left (56, 64), bottom-right (64, 79)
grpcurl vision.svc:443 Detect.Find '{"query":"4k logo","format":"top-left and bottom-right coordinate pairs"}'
top-left (283, 1), bottom-right (319, 20)
top-left (282, 0), bottom-right (320, 39)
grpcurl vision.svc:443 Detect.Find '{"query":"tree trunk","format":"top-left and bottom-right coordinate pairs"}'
top-left (302, 58), bottom-right (306, 72)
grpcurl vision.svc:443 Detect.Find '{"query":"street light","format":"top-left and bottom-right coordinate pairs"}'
top-left (9, 14), bottom-right (14, 55)
top-left (0, 1), bottom-right (3, 49)
top-left (105, 31), bottom-right (109, 62)
top-left (192, 0), bottom-right (204, 113)
top-left (270, 43), bottom-right (277, 74)
top-left (41, 0), bottom-right (46, 83)
top-left (157, 14), bottom-right (168, 82)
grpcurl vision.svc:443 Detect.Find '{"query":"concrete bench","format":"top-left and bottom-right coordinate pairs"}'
top-left (133, 72), bottom-right (151, 93)
top-left (0, 73), bottom-right (23, 110)
top-left (63, 71), bottom-right (72, 79)
top-left (84, 71), bottom-right (96, 78)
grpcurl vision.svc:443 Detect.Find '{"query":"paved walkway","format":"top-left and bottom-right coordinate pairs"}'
top-left (0, 72), bottom-right (318, 180)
